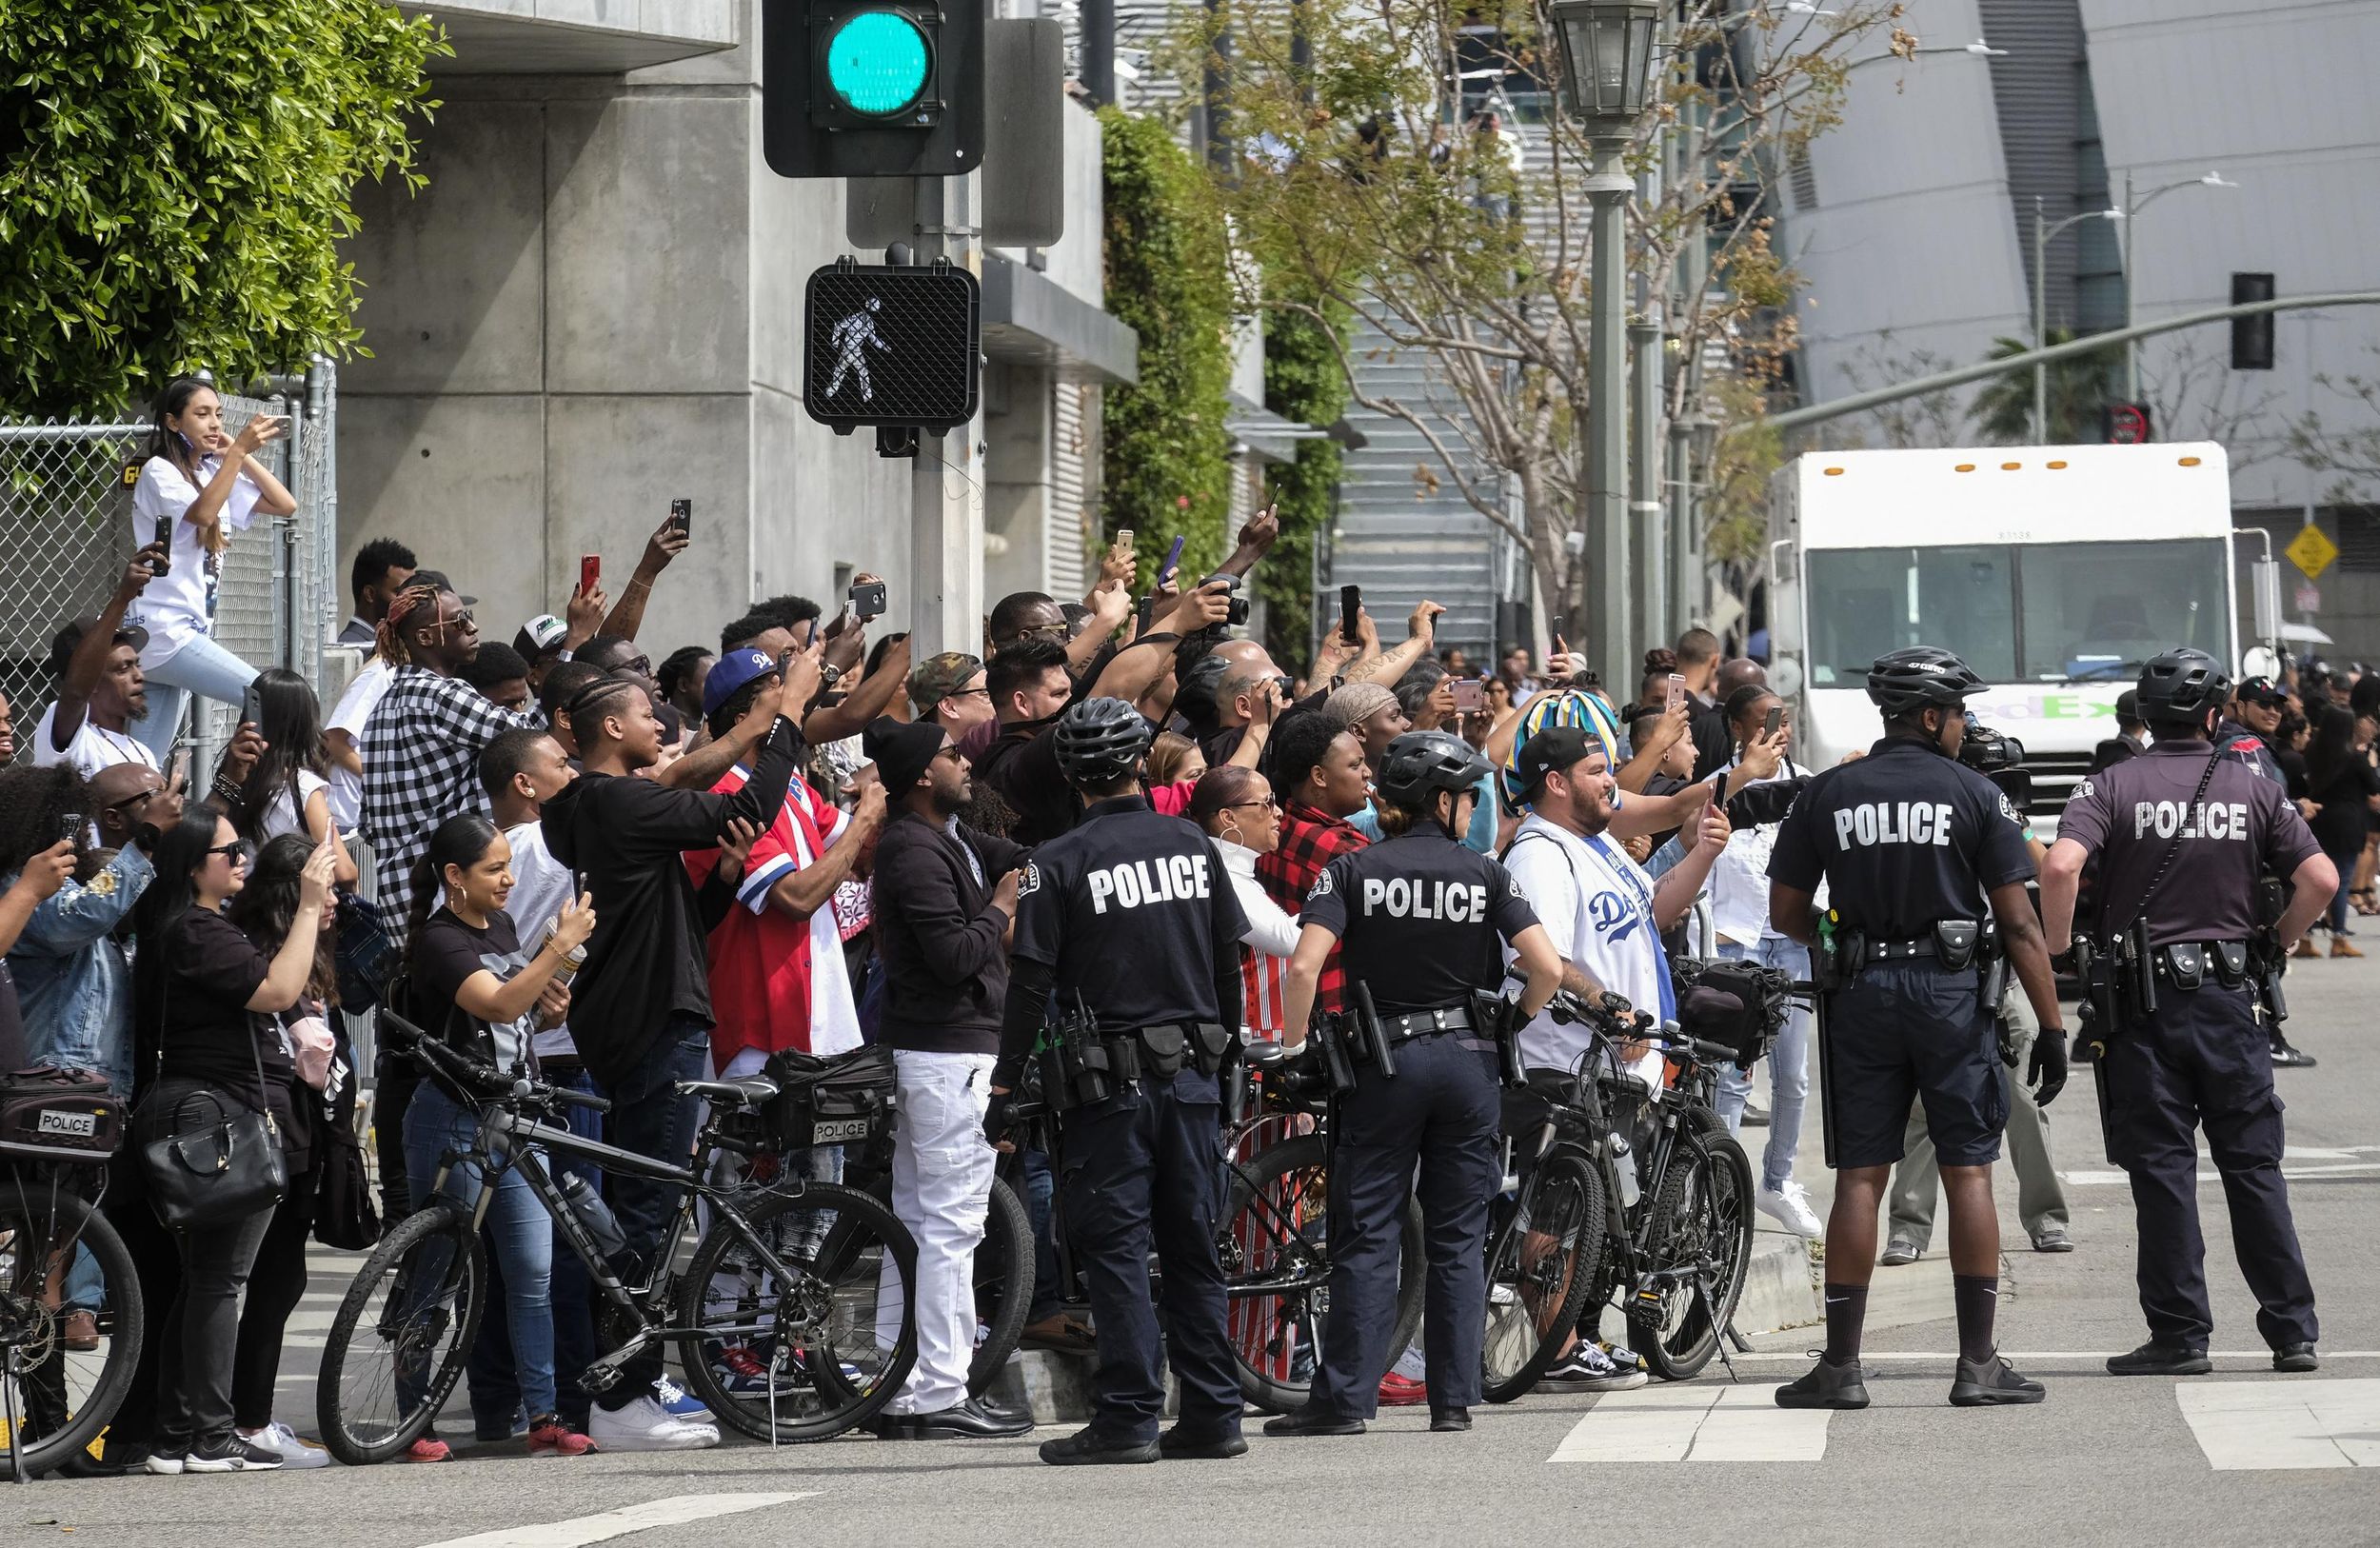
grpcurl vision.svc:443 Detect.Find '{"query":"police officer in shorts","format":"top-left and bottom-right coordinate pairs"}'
top-left (1766, 647), bottom-right (2067, 1410)
top-left (1262, 730), bottom-right (1566, 1438)
top-left (2040, 648), bottom-right (2334, 1376)
top-left (984, 697), bottom-right (1250, 1465)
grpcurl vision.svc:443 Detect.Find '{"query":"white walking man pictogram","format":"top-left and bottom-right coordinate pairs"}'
top-left (827, 296), bottom-right (891, 402)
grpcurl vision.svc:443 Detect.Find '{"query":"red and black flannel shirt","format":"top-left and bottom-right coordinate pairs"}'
top-left (1257, 803), bottom-right (1369, 1013)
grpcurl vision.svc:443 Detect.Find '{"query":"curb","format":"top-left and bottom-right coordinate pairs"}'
top-left (1734, 1229), bottom-right (1821, 1336)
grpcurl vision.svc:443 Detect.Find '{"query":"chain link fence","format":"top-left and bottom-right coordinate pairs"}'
top-left (0, 361), bottom-right (342, 778)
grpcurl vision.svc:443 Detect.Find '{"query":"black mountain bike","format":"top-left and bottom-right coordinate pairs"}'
top-left (316, 1020), bottom-right (916, 1461)
top-left (0, 1168), bottom-right (142, 1479)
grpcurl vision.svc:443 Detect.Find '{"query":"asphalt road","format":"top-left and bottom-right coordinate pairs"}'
top-left (17, 958), bottom-right (2377, 1547)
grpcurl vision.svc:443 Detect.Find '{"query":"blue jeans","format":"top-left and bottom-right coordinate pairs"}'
top-left (131, 631), bottom-right (260, 763)
top-left (595, 1017), bottom-right (707, 1404)
top-left (404, 1082), bottom-right (561, 1419)
top-left (1714, 936), bottom-right (1813, 1191)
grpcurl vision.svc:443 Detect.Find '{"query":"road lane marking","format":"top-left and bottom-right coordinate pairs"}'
top-left (2177, 1379), bottom-right (2380, 1470)
top-left (1549, 1384), bottom-right (1829, 1462)
top-left (416, 1492), bottom-right (818, 1548)
top-left (1727, 1351), bottom-right (2380, 1362)
top-left (2059, 1161), bottom-right (2380, 1185)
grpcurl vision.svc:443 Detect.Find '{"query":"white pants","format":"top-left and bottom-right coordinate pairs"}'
top-left (879, 1048), bottom-right (997, 1415)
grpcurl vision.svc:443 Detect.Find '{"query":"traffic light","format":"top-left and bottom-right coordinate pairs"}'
top-left (2102, 403), bottom-right (2152, 445)
top-left (803, 258), bottom-right (981, 435)
top-left (2231, 272), bottom-right (2275, 370)
top-left (763, 0), bottom-right (985, 179)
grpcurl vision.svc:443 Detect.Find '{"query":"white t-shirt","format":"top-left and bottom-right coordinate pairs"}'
top-left (326, 656), bottom-right (394, 832)
top-left (128, 455), bottom-right (263, 661)
top-left (1501, 813), bottom-right (1671, 1089)
top-left (260, 769), bottom-right (331, 844)
top-left (501, 821), bottom-right (579, 1061)
top-left (30, 703), bottom-right (158, 781)
top-left (1707, 756), bottom-right (1816, 946)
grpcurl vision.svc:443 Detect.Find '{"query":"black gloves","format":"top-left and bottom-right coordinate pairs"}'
top-left (982, 1090), bottom-right (1015, 1151)
top-left (2029, 1028), bottom-right (2070, 1107)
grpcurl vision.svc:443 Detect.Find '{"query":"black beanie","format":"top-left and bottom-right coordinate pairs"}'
top-left (863, 715), bottom-right (945, 796)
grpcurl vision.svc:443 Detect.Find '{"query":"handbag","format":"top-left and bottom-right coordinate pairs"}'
top-left (333, 888), bottom-right (396, 1013)
top-left (312, 1030), bottom-right (380, 1251)
top-left (139, 1013), bottom-right (289, 1231)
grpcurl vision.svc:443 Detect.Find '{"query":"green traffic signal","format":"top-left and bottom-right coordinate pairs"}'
top-left (823, 10), bottom-right (931, 117)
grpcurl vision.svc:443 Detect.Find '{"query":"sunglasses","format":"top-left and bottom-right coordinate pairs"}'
top-left (206, 842), bottom-right (246, 861)
top-left (105, 788), bottom-right (159, 813)
top-left (1226, 796), bottom-right (1281, 811)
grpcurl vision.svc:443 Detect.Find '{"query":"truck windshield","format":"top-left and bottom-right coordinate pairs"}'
top-left (1804, 539), bottom-right (2229, 686)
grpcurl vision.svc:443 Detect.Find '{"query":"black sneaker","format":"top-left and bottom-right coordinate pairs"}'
top-left (2271, 1041), bottom-right (2318, 1068)
top-left (1037, 1427), bottom-right (1160, 1466)
top-left (1950, 1352), bottom-right (2046, 1406)
top-left (1775, 1355), bottom-right (1869, 1410)
top-left (1260, 1406), bottom-right (1366, 1438)
top-left (2274, 1342), bottom-right (2320, 1373)
top-left (1429, 1407), bottom-right (1472, 1433)
top-left (182, 1434), bottom-right (284, 1473)
top-left (1157, 1426), bottom-right (1248, 1459)
top-left (2106, 1340), bottom-right (2211, 1377)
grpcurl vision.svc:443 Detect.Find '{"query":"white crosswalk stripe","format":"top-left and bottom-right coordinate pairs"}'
top-left (413, 1493), bottom-right (818, 1548)
top-left (1548, 1383), bottom-right (1831, 1463)
top-left (2176, 1379), bottom-right (2380, 1471)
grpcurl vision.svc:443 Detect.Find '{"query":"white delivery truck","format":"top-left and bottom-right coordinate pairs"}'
top-left (1764, 442), bottom-right (2276, 836)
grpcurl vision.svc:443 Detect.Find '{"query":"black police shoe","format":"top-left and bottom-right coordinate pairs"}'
top-left (1038, 1427), bottom-right (1160, 1466)
top-left (1775, 1355), bottom-right (1869, 1410)
top-left (878, 1398), bottom-right (1035, 1439)
top-left (1950, 1352), bottom-right (2046, 1406)
top-left (1260, 1406), bottom-right (1366, 1438)
top-left (2274, 1343), bottom-right (2320, 1373)
top-left (53, 1448), bottom-right (134, 1479)
top-left (2106, 1341), bottom-right (2212, 1377)
top-left (1157, 1425), bottom-right (1248, 1459)
top-left (1430, 1407), bottom-right (1472, 1433)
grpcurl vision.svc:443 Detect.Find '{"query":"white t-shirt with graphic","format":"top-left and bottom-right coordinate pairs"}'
top-left (1501, 813), bottom-right (1672, 1088)
top-left (128, 455), bottom-right (263, 662)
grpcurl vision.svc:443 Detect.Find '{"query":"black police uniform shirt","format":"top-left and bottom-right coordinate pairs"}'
top-left (1010, 794), bottom-right (1249, 1032)
top-left (1768, 736), bottom-right (2035, 940)
top-left (2057, 739), bottom-right (2322, 947)
top-left (1300, 831), bottom-right (1538, 1016)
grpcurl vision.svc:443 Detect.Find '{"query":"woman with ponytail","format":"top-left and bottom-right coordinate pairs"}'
top-left (126, 377), bottom-right (297, 762)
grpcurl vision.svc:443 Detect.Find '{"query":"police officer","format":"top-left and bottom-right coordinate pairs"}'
top-left (1766, 647), bottom-right (2066, 1411)
top-left (1262, 730), bottom-right (1565, 1438)
top-left (2039, 648), bottom-right (2333, 1377)
top-left (984, 696), bottom-right (1250, 1466)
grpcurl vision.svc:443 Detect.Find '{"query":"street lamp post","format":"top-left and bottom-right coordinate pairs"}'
top-left (1547, 0), bottom-right (1657, 684)
top-left (2120, 169), bottom-right (2237, 401)
top-left (2032, 197), bottom-right (2123, 441)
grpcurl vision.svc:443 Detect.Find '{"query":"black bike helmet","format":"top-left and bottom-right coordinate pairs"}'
top-left (1866, 646), bottom-right (1988, 717)
top-left (1052, 696), bottom-right (1153, 786)
top-left (2134, 647), bottom-right (2233, 726)
top-left (1375, 729), bottom-right (1492, 811)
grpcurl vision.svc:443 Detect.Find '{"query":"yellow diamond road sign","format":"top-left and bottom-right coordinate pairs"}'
top-left (2288, 523), bottom-right (2339, 581)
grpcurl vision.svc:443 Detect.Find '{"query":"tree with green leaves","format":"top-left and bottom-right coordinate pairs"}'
top-left (1967, 329), bottom-right (2120, 446)
top-left (0, 0), bottom-right (447, 419)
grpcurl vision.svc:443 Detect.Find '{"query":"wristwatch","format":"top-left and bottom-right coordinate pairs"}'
top-left (818, 664), bottom-right (843, 688)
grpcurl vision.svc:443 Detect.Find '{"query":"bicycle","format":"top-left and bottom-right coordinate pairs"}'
top-left (314, 1017), bottom-right (917, 1461)
top-left (0, 1166), bottom-right (143, 1480)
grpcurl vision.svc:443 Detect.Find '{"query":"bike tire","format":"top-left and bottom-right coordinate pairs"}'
top-left (0, 1185), bottom-right (143, 1479)
top-left (1218, 1133), bottom-right (1424, 1414)
top-left (967, 1174), bottom-right (1035, 1397)
top-left (1629, 1130), bottom-right (1755, 1381)
top-left (1480, 1149), bottom-right (1607, 1403)
top-left (315, 1202), bottom-right (486, 1466)
top-left (676, 1181), bottom-right (917, 1443)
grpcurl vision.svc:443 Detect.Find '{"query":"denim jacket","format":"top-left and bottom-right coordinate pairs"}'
top-left (7, 845), bottom-right (153, 1095)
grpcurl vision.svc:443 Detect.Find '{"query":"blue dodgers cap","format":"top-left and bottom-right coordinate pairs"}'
top-left (702, 647), bottom-right (778, 718)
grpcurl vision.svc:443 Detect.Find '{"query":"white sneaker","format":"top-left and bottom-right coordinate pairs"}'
top-left (588, 1394), bottom-right (721, 1452)
top-left (1756, 1180), bottom-right (1824, 1238)
top-left (239, 1420), bottom-right (332, 1469)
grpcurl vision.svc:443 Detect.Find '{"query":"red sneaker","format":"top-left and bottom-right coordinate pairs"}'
top-left (1377, 1372), bottom-right (1430, 1406)
top-left (527, 1416), bottom-right (597, 1457)
top-left (405, 1436), bottom-right (452, 1463)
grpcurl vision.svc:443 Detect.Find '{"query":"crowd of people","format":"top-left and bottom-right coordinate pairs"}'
top-left (0, 390), bottom-right (2349, 1474)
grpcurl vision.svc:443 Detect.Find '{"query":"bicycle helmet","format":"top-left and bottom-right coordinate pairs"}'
top-left (1052, 696), bottom-right (1153, 786)
top-left (1866, 646), bottom-right (1988, 717)
top-left (2133, 648), bottom-right (2232, 726)
top-left (1376, 729), bottom-right (1492, 811)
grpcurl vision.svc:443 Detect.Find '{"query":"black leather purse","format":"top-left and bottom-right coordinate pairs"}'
top-left (140, 1017), bottom-right (288, 1231)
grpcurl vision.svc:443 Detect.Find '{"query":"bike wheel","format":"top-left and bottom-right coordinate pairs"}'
top-left (0, 1181), bottom-right (142, 1479)
top-left (315, 1202), bottom-right (486, 1466)
top-left (1629, 1131), bottom-right (1755, 1381)
top-left (1217, 1133), bottom-right (1424, 1414)
top-left (677, 1181), bottom-right (917, 1443)
top-left (967, 1175), bottom-right (1034, 1397)
top-left (1480, 1149), bottom-right (1606, 1403)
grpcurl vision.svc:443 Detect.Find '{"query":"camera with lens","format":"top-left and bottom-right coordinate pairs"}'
top-left (1958, 711), bottom-right (2032, 810)
top-left (1198, 574), bottom-right (1251, 630)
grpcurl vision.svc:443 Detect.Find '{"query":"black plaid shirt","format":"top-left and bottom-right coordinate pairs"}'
top-left (360, 665), bottom-right (537, 948)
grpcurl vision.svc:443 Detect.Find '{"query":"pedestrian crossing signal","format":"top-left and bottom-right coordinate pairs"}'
top-left (803, 258), bottom-right (981, 435)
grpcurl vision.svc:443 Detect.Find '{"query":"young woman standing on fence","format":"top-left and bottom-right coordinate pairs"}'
top-left (126, 377), bottom-right (296, 762)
